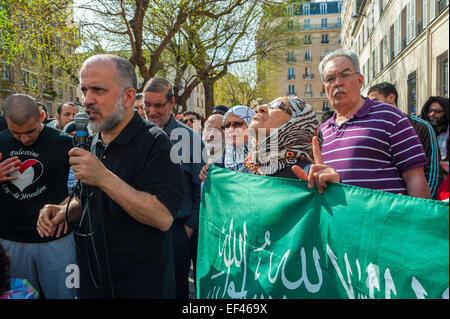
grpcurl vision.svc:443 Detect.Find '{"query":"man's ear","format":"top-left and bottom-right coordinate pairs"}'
top-left (387, 93), bottom-right (397, 105)
top-left (123, 88), bottom-right (137, 108)
top-left (358, 73), bottom-right (364, 89)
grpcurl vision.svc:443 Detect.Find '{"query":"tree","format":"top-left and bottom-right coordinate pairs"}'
top-left (76, 0), bottom-right (248, 89)
top-left (75, 0), bottom-right (289, 114)
top-left (0, 0), bottom-right (81, 101)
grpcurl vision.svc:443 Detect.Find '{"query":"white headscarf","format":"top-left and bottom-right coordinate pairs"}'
top-left (222, 105), bottom-right (256, 173)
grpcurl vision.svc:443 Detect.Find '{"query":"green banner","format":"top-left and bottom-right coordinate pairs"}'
top-left (197, 166), bottom-right (449, 299)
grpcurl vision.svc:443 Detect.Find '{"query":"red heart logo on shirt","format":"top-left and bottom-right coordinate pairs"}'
top-left (10, 159), bottom-right (44, 192)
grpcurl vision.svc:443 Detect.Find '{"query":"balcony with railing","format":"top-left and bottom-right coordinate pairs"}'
top-left (289, 23), bottom-right (342, 32)
top-left (303, 73), bottom-right (314, 80)
top-left (287, 75), bottom-right (296, 80)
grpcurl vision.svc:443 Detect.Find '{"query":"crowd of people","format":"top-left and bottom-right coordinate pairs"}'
top-left (0, 48), bottom-right (448, 299)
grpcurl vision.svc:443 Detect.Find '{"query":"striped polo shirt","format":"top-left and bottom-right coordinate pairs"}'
top-left (320, 98), bottom-right (427, 194)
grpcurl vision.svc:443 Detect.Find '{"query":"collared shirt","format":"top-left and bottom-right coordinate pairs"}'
top-left (75, 112), bottom-right (184, 298)
top-left (320, 98), bottom-right (427, 194)
top-left (162, 115), bottom-right (205, 230)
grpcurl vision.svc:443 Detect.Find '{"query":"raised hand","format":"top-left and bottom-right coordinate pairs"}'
top-left (292, 136), bottom-right (340, 194)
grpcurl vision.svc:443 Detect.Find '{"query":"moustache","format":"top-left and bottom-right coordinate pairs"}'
top-left (332, 89), bottom-right (345, 97)
top-left (85, 104), bottom-right (102, 116)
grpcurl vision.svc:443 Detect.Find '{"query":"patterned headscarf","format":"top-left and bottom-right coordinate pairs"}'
top-left (222, 105), bottom-right (256, 173)
top-left (244, 96), bottom-right (322, 176)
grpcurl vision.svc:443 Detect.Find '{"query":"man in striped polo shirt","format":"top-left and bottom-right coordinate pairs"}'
top-left (318, 49), bottom-right (431, 198)
top-left (367, 82), bottom-right (446, 199)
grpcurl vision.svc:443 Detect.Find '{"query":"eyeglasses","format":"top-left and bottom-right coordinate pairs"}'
top-left (144, 100), bottom-right (170, 109)
top-left (427, 109), bottom-right (443, 114)
top-left (323, 71), bottom-right (359, 86)
top-left (183, 118), bottom-right (196, 124)
top-left (223, 121), bottom-right (245, 129)
top-left (264, 100), bottom-right (292, 115)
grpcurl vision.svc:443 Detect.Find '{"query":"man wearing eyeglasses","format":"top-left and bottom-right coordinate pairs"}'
top-left (143, 77), bottom-right (205, 299)
top-left (318, 49), bottom-right (430, 199)
top-left (420, 96), bottom-right (449, 161)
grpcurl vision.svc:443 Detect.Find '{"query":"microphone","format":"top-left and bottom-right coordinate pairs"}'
top-left (73, 112), bottom-right (90, 150)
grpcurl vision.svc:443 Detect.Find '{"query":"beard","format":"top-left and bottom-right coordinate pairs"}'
top-left (88, 96), bottom-right (126, 133)
top-left (430, 117), bottom-right (446, 127)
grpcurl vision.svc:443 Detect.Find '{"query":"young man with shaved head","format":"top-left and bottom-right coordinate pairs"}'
top-left (0, 94), bottom-right (76, 299)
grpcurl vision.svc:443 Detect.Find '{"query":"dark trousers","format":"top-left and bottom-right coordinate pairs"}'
top-left (172, 219), bottom-right (191, 299)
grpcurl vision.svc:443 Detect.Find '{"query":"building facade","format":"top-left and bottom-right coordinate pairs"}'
top-left (257, 0), bottom-right (343, 117)
top-left (341, 0), bottom-right (449, 115)
top-left (0, 2), bottom-right (80, 116)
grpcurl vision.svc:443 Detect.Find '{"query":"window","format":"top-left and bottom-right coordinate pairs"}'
top-left (322, 101), bottom-right (330, 111)
top-left (305, 50), bottom-right (312, 62)
top-left (438, 53), bottom-right (448, 97)
top-left (372, 49), bottom-right (377, 78)
top-left (21, 69), bottom-right (29, 87)
top-left (337, 17), bottom-right (342, 28)
top-left (288, 67), bottom-right (295, 80)
top-left (303, 4), bottom-right (310, 15)
top-left (287, 51), bottom-right (296, 63)
top-left (321, 34), bottom-right (329, 44)
top-left (57, 81), bottom-right (63, 97)
top-left (287, 20), bottom-right (294, 31)
top-left (406, 0), bottom-right (416, 44)
top-left (407, 72), bottom-right (417, 115)
top-left (321, 18), bottom-right (328, 28)
top-left (288, 84), bottom-right (296, 96)
top-left (320, 3), bottom-right (327, 14)
top-left (394, 15), bottom-right (401, 57)
top-left (1, 62), bottom-right (11, 81)
top-left (304, 66), bottom-right (313, 79)
top-left (304, 19), bottom-right (310, 29)
top-left (287, 4), bottom-right (294, 16)
top-left (305, 84), bottom-right (312, 97)
top-left (423, 0), bottom-right (428, 28)
top-left (304, 35), bottom-right (312, 44)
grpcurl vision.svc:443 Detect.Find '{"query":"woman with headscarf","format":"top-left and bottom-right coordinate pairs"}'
top-left (222, 105), bottom-right (256, 174)
top-left (199, 105), bottom-right (255, 179)
top-left (244, 96), bottom-right (340, 192)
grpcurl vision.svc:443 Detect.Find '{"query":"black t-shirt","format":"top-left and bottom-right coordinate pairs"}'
top-left (0, 126), bottom-right (73, 243)
top-left (75, 112), bottom-right (185, 299)
top-left (0, 114), bottom-right (7, 131)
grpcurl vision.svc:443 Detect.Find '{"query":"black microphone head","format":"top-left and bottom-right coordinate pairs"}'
top-left (73, 112), bottom-right (89, 129)
top-left (73, 112), bottom-right (90, 149)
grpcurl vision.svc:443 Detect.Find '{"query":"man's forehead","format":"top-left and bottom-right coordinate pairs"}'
top-left (430, 102), bottom-right (444, 109)
top-left (323, 56), bottom-right (354, 74)
top-left (62, 105), bottom-right (79, 112)
top-left (80, 60), bottom-right (117, 81)
top-left (144, 90), bottom-right (169, 101)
